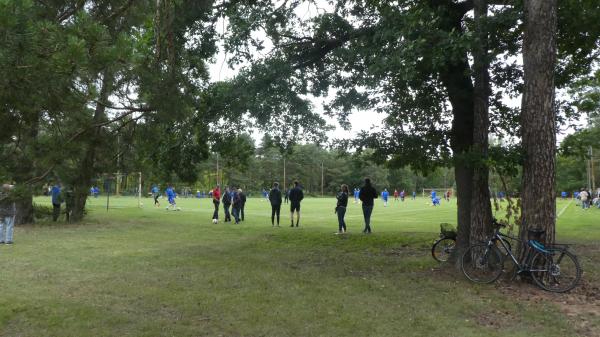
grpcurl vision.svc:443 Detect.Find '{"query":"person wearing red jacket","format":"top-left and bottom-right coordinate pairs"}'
top-left (212, 185), bottom-right (221, 223)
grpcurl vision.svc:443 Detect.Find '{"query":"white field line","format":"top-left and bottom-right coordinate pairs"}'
top-left (557, 199), bottom-right (573, 218)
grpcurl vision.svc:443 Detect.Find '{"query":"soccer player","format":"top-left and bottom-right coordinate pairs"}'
top-left (393, 189), bottom-right (399, 201)
top-left (400, 190), bottom-right (405, 202)
top-left (561, 191), bottom-right (567, 200)
top-left (359, 178), bottom-right (378, 234)
top-left (269, 182), bottom-right (282, 227)
top-left (381, 189), bottom-right (389, 207)
top-left (222, 187), bottom-right (232, 221)
top-left (288, 181), bottom-right (304, 227)
top-left (354, 188), bottom-right (360, 203)
top-left (211, 184), bottom-right (221, 222)
top-left (151, 184), bottom-right (160, 207)
top-left (165, 184), bottom-right (177, 210)
top-left (411, 191), bottom-right (416, 200)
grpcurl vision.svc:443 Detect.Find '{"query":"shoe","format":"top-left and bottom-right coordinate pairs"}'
top-left (295, 224), bottom-right (299, 227)
top-left (290, 224), bottom-right (294, 227)
top-left (0, 241), bottom-right (4, 244)
top-left (5, 241), bottom-right (12, 244)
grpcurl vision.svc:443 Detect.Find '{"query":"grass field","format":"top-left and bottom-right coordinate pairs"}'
top-left (0, 196), bottom-right (598, 337)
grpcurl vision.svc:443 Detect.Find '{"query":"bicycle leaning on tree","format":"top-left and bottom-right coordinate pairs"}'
top-left (460, 219), bottom-right (582, 293)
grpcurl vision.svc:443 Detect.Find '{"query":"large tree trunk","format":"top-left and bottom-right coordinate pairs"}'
top-left (519, 0), bottom-right (557, 247)
top-left (470, 0), bottom-right (493, 244)
top-left (13, 111), bottom-right (41, 225)
top-left (71, 71), bottom-right (113, 222)
top-left (437, 5), bottom-right (476, 265)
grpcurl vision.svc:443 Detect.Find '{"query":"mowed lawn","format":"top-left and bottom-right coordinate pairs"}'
top-left (0, 196), bottom-right (598, 337)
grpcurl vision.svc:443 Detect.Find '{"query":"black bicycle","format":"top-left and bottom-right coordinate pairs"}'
top-left (461, 221), bottom-right (582, 292)
top-left (432, 223), bottom-right (512, 262)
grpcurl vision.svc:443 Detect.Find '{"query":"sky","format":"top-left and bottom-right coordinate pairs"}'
top-left (205, 4), bottom-right (585, 147)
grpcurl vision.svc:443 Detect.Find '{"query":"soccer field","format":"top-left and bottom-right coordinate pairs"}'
top-left (0, 196), bottom-right (598, 336)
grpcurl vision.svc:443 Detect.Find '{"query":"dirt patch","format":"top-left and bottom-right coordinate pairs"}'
top-left (492, 267), bottom-right (600, 337)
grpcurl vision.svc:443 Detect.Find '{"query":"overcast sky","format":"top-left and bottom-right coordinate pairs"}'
top-left (206, 5), bottom-right (584, 147)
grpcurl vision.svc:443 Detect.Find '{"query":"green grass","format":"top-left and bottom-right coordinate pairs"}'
top-left (0, 196), bottom-right (597, 336)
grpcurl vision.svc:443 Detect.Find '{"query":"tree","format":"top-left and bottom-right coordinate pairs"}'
top-left (519, 0), bottom-right (558, 246)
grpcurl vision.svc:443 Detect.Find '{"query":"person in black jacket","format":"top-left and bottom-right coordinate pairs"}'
top-left (222, 187), bottom-right (232, 222)
top-left (231, 188), bottom-right (242, 224)
top-left (288, 180), bottom-right (304, 227)
top-left (269, 182), bottom-right (282, 226)
top-left (335, 184), bottom-right (349, 234)
top-left (239, 189), bottom-right (247, 221)
top-left (359, 178), bottom-right (378, 234)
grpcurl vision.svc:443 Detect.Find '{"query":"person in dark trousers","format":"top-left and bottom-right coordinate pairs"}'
top-left (231, 188), bottom-right (241, 224)
top-left (212, 184), bottom-right (221, 222)
top-left (239, 189), bottom-right (247, 221)
top-left (222, 187), bottom-right (232, 222)
top-left (269, 182), bottom-right (282, 226)
top-left (288, 181), bottom-right (304, 227)
top-left (51, 183), bottom-right (62, 222)
top-left (335, 184), bottom-right (349, 234)
top-left (284, 188), bottom-right (289, 204)
top-left (359, 178), bottom-right (378, 234)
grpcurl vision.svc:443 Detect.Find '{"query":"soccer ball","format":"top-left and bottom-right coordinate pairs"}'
top-left (212, 219), bottom-right (218, 224)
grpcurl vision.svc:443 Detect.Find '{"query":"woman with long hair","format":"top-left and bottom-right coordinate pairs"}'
top-left (335, 184), bottom-right (349, 234)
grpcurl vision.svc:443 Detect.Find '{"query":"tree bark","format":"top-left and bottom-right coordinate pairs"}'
top-left (436, 5), bottom-right (476, 264)
top-left (519, 0), bottom-right (557, 247)
top-left (71, 71), bottom-right (113, 222)
top-left (470, 0), bottom-right (493, 244)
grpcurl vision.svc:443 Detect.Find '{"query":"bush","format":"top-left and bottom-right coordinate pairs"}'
top-left (33, 203), bottom-right (54, 220)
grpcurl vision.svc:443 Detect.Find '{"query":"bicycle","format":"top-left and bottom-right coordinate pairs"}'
top-left (432, 222), bottom-right (512, 262)
top-left (461, 220), bottom-right (582, 292)
top-left (431, 223), bottom-right (457, 262)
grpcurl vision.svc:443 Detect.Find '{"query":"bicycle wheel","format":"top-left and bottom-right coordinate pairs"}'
top-left (530, 248), bottom-right (582, 293)
top-left (461, 244), bottom-right (504, 283)
top-left (432, 237), bottom-right (456, 262)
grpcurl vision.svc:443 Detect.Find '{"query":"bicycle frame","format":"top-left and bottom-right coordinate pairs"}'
top-left (486, 227), bottom-right (555, 275)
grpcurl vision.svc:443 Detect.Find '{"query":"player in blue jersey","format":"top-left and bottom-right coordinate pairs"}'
top-left (381, 189), bottom-right (389, 207)
top-left (165, 184), bottom-right (178, 210)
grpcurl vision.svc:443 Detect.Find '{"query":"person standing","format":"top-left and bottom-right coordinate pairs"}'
top-left (284, 188), bottom-right (289, 204)
top-left (51, 182), bottom-right (62, 222)
top-left (400, 190), bottom-right (405, 202)
top-left (151, 184), bottom-right (160, 207)
top-left (393, 189), bottom-right (399, 202)
top-left (381, 189), bottom-right (389, 207)
top-left (335, 184), bottom-right (349, 234)
top-left (269, 182), bottom-right (282, 227)
top-left (231, 188), bottom-right (241, 224)
top-left (0, 184), bottom-right (16, 244)
top-left (211, 184), bottom-right (221, 223)
top-left (288, 181), bottom-right (304, 227)
top-left (411, 191), bottom-right (416, 200)
top-left (239, 189), bottom-right (247, 221)
top-left (354, 188), bottom-right (360, 204)
top-left (580, 188), bottom-right (589, 210)
top-left (359, 178), bottom-right (378, 234)
top-left (222, 187), bottom-right (232, 222)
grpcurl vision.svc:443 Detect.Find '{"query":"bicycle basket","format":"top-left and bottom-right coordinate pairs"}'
top-left (440, 223), bottom-right (457, 239)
